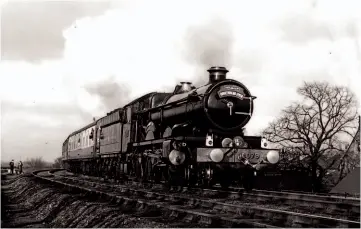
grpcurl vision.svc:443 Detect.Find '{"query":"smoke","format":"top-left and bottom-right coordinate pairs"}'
top-left (84, 76), bottom-right (130, 112)
top-left (183, 18), bottom-right (234, 84)
top-left (59, 0), bottom-right (361, 132)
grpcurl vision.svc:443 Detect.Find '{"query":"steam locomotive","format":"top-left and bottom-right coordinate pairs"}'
top-left (62, 66), bottom-right (280, 190)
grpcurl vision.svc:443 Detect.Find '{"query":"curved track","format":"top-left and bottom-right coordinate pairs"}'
top-left (32, 169), bottom-right (360, 228)
top-left (59, 170), bottom-right (360, 218)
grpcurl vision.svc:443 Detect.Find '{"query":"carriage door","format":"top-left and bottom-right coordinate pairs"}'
top-left (122, 107), bottom-right (132, 152)
top-left (96, 123), bottom-right (101, 155)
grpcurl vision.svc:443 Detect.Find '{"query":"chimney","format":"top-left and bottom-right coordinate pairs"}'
top-left (207, 66), bottom-right (228, 84)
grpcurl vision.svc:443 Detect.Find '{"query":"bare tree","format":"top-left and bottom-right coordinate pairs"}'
top-left (263, 81), bottom-right (359, 191)
top-left (24, 157), bottom-right (48, 169)
top-left (52, 157), bottom-right (63, 168)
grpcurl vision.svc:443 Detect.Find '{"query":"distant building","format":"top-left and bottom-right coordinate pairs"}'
top-left (330, 116), bottom-right (360, 194)
top-left (331, 167), bottom-right (360, 194)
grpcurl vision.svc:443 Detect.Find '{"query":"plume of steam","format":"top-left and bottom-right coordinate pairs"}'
top-left (183, 17), bottom-right (234, 84)
top-left (84, 76), bottom-right (130, 112)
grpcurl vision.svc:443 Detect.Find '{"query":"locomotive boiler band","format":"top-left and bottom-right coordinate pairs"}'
top-left (62, 66), bottom-right (280, 190)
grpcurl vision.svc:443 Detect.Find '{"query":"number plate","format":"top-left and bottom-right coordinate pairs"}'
top-left (240, 152), bottom-right (260, 160)
top-left (218, 85), bottom-right (246, 99)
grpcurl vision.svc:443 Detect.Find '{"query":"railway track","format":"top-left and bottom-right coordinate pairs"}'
top-left (228, 187), bottom-right (360, 204)
top-left (32, 169), bottom-right (360, 228)
top-left (60, 170), bottom-right (360, 204)
top-left (251, 188), bottom-right (360, 199)
top-left (33, 169), bottom-right (275, 228)
top-left (54, 170), bottom-right (360, 220)
top-left (57, 170), bottom-right (360, 204)
top-left (60, 171), bottom-right (361, 221)
top-left (200, 187), bottom-right (360, 212)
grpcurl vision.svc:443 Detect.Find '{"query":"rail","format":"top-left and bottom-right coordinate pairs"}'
top-left (32, 169), bottom-right (360, 228)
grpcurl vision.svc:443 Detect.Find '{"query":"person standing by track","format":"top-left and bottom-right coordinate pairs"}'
top-left (18, 161), bottom-right (23, 174)
top-left (9, 160), bottom-right (15, 174)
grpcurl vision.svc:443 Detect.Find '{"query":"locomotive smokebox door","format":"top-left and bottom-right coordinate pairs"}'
top-left (205, 80), bottom-right (255, 131)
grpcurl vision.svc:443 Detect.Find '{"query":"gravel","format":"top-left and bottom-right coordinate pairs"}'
top-left (1, 174), bottom-right (172, 228)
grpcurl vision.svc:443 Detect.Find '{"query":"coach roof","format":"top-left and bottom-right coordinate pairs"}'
top-left (64, 92), bottom-right (160, 140)
top-left (68, 121), bottom-right (97, 138)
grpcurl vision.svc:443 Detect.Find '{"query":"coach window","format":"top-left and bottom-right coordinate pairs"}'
top-left (111, 126), bottom-right (114, 141)
top-left (89, 129), bottom-right (94, 142)
top-left (89, 129), bottom-right (94, 145)
top-left (84, 132), bottom-right (86, 147)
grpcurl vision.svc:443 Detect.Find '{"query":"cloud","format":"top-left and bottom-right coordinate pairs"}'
top-left (1, 0), bottom-right (361, 162)
top-left (278, 0), bottom-right (361, 43)
top-left (1, 100), bottom-right (92, 162)
top-left (1, 0), bottom-right (112, 62)
top-left (0, 0), bottom-right (113, 161)
top-left (63, 0), bottom-right (361, 129)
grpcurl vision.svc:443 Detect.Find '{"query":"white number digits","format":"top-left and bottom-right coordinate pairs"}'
top-left (241, 152), bottom-right (258, 159)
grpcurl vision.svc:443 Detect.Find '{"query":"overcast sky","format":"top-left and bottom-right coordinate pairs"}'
top-left (1, 0), bottom-right (360, 162)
